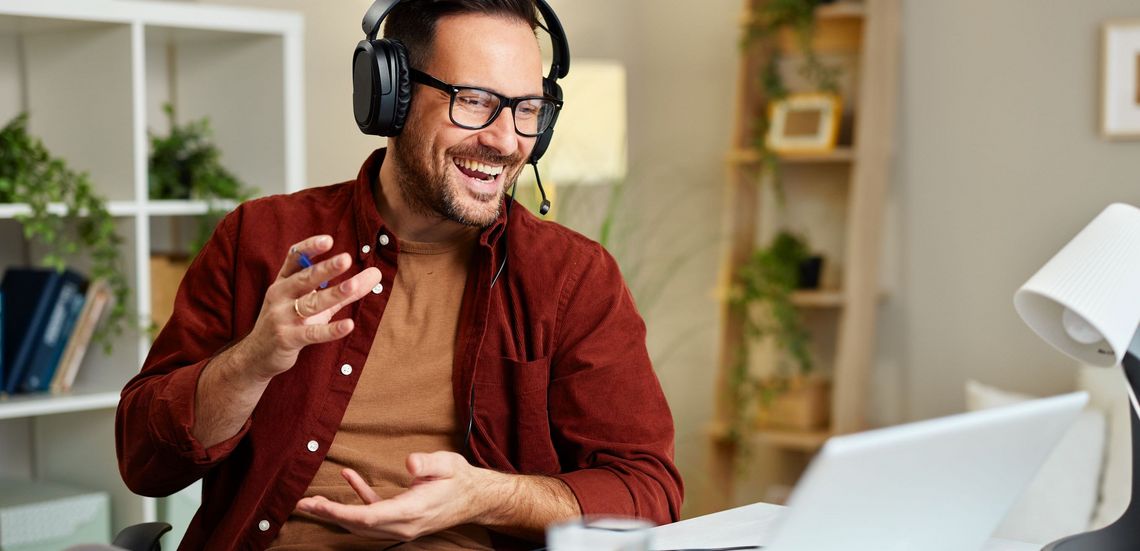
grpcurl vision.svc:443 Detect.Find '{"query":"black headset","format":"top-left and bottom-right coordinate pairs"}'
top-left (352, 0), bottom-right (570, 168)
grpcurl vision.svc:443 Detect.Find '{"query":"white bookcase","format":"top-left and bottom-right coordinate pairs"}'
top-left (0, 0), bottom-right (304, 536)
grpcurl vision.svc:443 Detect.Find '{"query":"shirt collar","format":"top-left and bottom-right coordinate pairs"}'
top-left (350, 148), bottom-right (510, 260)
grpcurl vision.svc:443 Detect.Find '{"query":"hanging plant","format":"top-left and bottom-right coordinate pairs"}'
top-left (0, 113), bottom-right (130, 351)
top-left (149, 104), bottom-right (255, 254)
top-left (727, 230), bottom-right (818, 455)
top-left (744, 0), bottom-right (842, 201)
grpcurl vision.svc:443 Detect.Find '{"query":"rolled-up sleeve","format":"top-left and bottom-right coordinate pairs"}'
top-left (548, 243), bottom-right (683, 525)
top-left (115, 211), bottom-right (250, 497)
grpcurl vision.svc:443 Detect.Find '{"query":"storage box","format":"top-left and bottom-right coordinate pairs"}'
top-left (0, 478), bottom-right (110, 551)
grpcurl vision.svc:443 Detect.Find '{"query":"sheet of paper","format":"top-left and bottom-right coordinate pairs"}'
top-left (648, 503), bottom-right (780, 550)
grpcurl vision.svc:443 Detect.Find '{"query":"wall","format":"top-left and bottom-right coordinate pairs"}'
top-left (172, 0), bottom-right (381, 186)
top-left (884, 0), bottom-right (1140, 422)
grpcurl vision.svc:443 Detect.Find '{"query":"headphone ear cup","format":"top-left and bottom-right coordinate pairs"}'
top-left (352, 38), bottom-right (412, 136)
top-left (352, 39), bottom-right (381, 134)
top-left (529, 78), bottom-right (562, 164)
top-left (389, 39), bottom-right (412, 134)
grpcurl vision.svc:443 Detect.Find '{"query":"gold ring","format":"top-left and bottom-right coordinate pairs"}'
top-left (293, 298), bottom-right (306, 319)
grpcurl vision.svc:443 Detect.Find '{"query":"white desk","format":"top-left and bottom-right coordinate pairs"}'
top-left (648, 502), bottom-right (1039, 551)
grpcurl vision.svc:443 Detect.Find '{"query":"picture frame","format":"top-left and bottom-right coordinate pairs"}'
top-left (1101, 19), bottom-right (1140, 139)
top-left (766, 93), bottom-right (843, 155)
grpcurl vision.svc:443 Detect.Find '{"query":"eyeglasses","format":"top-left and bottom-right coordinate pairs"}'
top-left (410, 69), bottom-right (562, 138)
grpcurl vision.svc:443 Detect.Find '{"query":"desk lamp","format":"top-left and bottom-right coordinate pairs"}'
top-left (1013, 202), bottom-right (1140, 550)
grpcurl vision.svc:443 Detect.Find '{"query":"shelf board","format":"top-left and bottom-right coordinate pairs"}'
top-left (0, 200), bottom-right (241, 220)
top-left (815, 2), bottom-right (867, 19)
top-left (0, 389), bottom-right (120, 420)
top-left (740, 2), bottom-right (866, 27)
top-left (756, 428), bottom-right (832, 451)
top-left (727, 147), bottom-right (855, 166)
top-left (790, 290), bottom-right (845, 308)
top-left (145, 199), bottom-right (238, 216)
top-left (0, 201), bottom-right (140, 219)
top-left (708, 421), bottom-right (832, 452)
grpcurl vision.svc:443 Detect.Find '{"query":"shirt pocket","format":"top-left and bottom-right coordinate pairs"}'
top-left (472, 354), bottom-right (560, 475)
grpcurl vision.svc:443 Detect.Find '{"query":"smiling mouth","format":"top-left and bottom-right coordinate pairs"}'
top-left (453, 157), bottom-right (505, 182)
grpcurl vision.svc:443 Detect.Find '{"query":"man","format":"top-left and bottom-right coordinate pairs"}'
top-left (115, 1), bottom-right (682, 549)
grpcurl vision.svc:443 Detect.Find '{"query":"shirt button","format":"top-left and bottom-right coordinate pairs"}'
top-left (378, 234), bottom-right (390, 246)
top-left (372, 283), bottom-right (384, 294)
top-left (306, 440), bottom-right (319, 452)
top-left (340, 364), bottom-right (353, 376)
top-left (258, 520), bottom-right (270, 532)
top-left (361, 244), bottom-right (371, 254)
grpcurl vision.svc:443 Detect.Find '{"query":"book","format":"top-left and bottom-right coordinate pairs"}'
top-left (51, 280), bottom-right (113, 394)
top-left (0, 269), bottom-right (64, 395)
top-left (20, 271), bottom-right (87, 393)
top-left (0, 290), bottom-right (5, 390)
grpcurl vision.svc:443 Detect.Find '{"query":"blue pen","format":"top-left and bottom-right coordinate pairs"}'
top-left (297, 252), bottom-right (329, 289)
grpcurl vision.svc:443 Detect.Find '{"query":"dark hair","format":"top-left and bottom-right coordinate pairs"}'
top-left (384, 0), bottom-right (539, 69)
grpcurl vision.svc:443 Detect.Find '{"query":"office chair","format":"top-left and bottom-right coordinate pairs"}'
top-left (112, 522), bottom-right (172, 551)
top-left (65, 522), bottom-right (172, 551)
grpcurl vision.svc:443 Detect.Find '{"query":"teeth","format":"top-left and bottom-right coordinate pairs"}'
top-left (456, 157), bottom-right (504, 177)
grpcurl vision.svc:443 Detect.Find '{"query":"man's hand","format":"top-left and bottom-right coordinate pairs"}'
top-left (297, 452), bottom-right (581, 542)
top-left (192, 235), bottom-right (381, 448)
top-left (241, 234), bottom-right (383, 381)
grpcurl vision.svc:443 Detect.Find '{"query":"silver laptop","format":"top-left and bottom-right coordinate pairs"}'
top-left (764, 391), bottom-right (1088, 551)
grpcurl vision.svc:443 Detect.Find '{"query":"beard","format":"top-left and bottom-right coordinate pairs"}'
top-left (389, 120), bottom-right (524, 228)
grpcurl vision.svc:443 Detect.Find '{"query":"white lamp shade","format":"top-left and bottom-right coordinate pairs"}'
top-left (518, 59), bottom-right (627, 186)
top-left (1014, 203), bottom-right (1140, 367)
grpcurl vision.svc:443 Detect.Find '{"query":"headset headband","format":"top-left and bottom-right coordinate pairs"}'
top-left (361, 0), bottom-right (569, 81)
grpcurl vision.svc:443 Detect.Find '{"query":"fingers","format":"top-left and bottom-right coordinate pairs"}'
top-left (342, 468), bottom-right (381, 505)
top-left (283, 252), bottom-right (356, 298)
top-left (277, 235), bottom-right (333, 280)
top-left (406, 451), bottom-right (458, 480)
top-left (297, 495), bottom-right (417, 537)
top-left (293, 318), bottom-right (356, 346)
top-left (297, 496), bottom-right (374, 526)
top-left (293, 267), bottom-right (383, 319)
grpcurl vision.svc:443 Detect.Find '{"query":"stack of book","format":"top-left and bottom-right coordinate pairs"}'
top-left (0, 268), bottom-right (113, 396)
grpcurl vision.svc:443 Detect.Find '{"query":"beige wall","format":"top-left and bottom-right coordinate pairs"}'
top-left (185, 0), bottom-right (382, 186)
top-left (883, 0), bottom-right (1140, 424)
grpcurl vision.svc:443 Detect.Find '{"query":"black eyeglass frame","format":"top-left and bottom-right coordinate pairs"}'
top-left (409, 68), bottom-right (563, 137)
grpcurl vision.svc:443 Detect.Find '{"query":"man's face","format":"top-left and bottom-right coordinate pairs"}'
top-left (390, 13), bottom-right (543, 227)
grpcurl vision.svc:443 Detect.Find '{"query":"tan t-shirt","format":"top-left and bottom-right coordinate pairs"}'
top-left (268, 229), bottom-right (492, 550)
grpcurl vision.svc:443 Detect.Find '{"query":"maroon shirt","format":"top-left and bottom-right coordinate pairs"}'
top-left (115, 149), bottom-right (683, 550)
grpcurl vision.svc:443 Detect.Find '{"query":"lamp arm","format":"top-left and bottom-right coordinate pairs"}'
top-left (1043, 348), bottom-right (1140, 550)
top-left (1127, 329), bottom-right (1140, 419)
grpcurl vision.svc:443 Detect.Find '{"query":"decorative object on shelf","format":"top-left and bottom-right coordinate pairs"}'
top-left (1013, 202), bottom-right (1140, 550)
top-left (729, 231), bottom-right (828, 447)
top-left (0, 113), bottom-right (129, 352)
top-left (150, 253), bottom-right (191, 333)
top-left (149, 104), bottom-right (256, 254)
top-left (754, 373), bottom-right (831, 430)
top-left (1101, 20), bottom-right (1140, 139)
top-left (766, 92), bottom-right (842, 155)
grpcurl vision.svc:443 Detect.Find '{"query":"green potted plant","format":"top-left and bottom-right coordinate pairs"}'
top-left (149, 103), bottom-right (256, 253)
top-left (730, 231), bottom-right (830, 444)
top-left (744, 0), bottom-right (842, 200)
top-left (148, 104), bottom-right (255, 331)
top-left (0, 113), bottom-right (130, 350)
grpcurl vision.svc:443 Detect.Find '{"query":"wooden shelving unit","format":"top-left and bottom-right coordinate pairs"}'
top-left (710, 0), bottom-right (900, 510)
